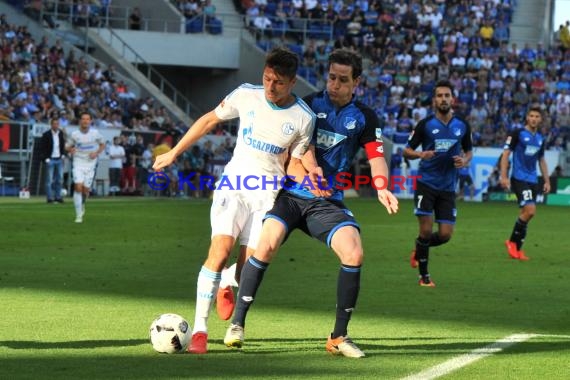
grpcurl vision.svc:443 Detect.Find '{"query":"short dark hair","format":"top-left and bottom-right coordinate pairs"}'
top-left (328, 49), bottom-right (362, 79)
top-left (265, 47), bottom-right (299, 79)
top-left (527, 103), bottom-right (542, 116)
top-left (433, 79), bottom-right (454, 95)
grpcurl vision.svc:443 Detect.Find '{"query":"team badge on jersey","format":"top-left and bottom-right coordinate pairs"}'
top-left (282, 122), bottom-right (294, 135)
top-left (344, 117), bottom-right (356, 130)
top-left (317, 113), bottom-right (327, 119)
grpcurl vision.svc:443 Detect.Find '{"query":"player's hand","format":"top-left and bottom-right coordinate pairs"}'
top-left (377, 189), bottom-right (399, 214)
top-left (308, 167), bottom-right (332, 197)
top-left (420, 150), bottom-right (436, 160)
top-left (499, 177), bottom-right (510, 190)
top-left (68, 147), bottom-right (76, 156)
top-left (452, 155), bottom-right (465, 168)
top-left (153, 151), bottom-right (176, 171)
top-left (543, 182), bottom-right (551, 194)
top-left (89, 152), bottom-right (99, 159)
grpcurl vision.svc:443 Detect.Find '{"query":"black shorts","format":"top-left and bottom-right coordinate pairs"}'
top-left (265, 191), bottom-right (360, 247)
top-left (458, 175), bottom-right (473, 188)
top-left (511, 178), bottom-right (539, 207)
top-left (413, 181), bottom-right (457, 224)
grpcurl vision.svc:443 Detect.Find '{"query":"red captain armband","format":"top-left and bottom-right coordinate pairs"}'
top-left (364, 141), bottom-right (384, 160)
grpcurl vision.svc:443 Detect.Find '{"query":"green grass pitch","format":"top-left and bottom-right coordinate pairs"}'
top-left (1, 197), bottom-right (569, 379)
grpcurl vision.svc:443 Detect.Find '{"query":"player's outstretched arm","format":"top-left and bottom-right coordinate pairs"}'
top-left (369, 157), bottom-right (399, 214)
top-left (153, 111), bottom-right (222, 171)
top-left (539, 157), bottom-right (551, 194)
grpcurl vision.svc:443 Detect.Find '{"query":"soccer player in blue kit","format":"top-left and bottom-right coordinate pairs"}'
top-left (223, 48), bottom-right (399, 358)
top-left (404, 80), bottom-right (473, 287)
top-left (500, 105), bottom-right (550, 260)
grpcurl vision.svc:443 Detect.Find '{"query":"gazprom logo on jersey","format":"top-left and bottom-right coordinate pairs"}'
top-left (242, 127), bottom-right (287, 154)
top-left (316, 130), bottom-right (347, 149)
top-left (434, 139), bottom-right (457, 152)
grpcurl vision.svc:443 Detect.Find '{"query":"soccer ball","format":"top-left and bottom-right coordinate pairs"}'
top-left (60, 188), bottom-right (68, 197)
top-left (149, 313), bottom-right (191, 354)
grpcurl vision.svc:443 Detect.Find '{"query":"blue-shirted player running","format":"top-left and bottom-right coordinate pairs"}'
top-left (500, 105), bottom-right (550, 260)
top-left (404, 80), bottom-right (473, 287)
top-left (224, 49), bottom-right (399, 358)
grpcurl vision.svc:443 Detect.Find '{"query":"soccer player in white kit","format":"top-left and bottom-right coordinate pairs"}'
top-left (66, 112), bottom-right (105, 223)
top-left (152, 47), bottom-right (317, 354)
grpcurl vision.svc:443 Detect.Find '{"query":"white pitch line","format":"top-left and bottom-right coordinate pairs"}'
top-left (535, 334), bottom-right (570, 339)
top-left (400, 333), bottom-right (538, 380)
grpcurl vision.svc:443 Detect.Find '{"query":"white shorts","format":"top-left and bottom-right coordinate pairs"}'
top-left (72, 162), bottom-right (97, 188)
top-left (210, 189), bottom-right (275, 249)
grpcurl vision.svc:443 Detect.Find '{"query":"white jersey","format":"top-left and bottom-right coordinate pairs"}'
top-left (210, 83), bottom-right (315, 246)
top-left (67, 128), bottom-right (104, 165)
top-left (214, 84), bottom-right (315, 190)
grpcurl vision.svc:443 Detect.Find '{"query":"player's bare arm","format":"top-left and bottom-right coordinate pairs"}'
top-left (369, 157), bottom-right (399, 214)
top-left (539, 157), bottom-right (551, 194)
top-left (499, 149), bottom-right (511, 189)
top-left (153, 110), bottom-right (222, 171)
top-left (89, 143), bottom-right (105, 160)
top-left (453, 150), bottom-right (473, 168)
top-left (403, 147), bottom-right (436, 160)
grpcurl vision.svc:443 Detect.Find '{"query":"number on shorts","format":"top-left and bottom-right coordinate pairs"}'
top-left (522, 189), bottom-right (533, 201)
top-left (417, 195), bottom-right (423, 209)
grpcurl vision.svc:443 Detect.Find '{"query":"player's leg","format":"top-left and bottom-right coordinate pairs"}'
top-left (327, 225), bottom-right (365, 358)
top-left (189, 190), bottom-right (242, 354)
top-left (413, 182), bottom-right (436, 286)
top-left (302, 199), bottom-right (364, 358)
top-left (226, 193), bottom-right (300, 348)
top-left (506, 179), bottom-right (536, 260)
top-left (72, 163), bottom-right (87, 222)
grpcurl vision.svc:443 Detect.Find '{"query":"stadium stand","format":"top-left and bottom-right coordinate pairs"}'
top-left (236, 0), bottom-right (568, 150)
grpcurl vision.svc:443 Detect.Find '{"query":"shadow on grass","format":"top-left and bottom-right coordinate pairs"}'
top-left (0, 339), bottom-right (147, 349)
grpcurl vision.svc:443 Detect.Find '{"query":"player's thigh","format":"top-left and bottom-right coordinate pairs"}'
top-left (73, 163), bottom-right (95, 188)
top-left (263, 191), bottom-right (304, 241)
top-left (414, 181), bottom-right (437, 217)
top-left (433, 190), bottom-right (457, 224)
top-left (511, 178), bottom-right (538, 207)
top-left (330, 225), bottom-right (363, 265)
top-left (305, 199), bottom-right (360, 247)
top-left (210, 189), bottom-right (248, 240)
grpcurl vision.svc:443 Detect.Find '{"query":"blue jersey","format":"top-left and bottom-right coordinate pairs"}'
top-left (504, 127), bottom-right (545, 184)
top-left (288, 90), bottom-right (382, 200)
top-left (406, 114), bottom-right (472, 192)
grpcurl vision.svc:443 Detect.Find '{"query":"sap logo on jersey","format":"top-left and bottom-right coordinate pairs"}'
top-left (316, 129), bottom-right (347, 149)
top-left (434, 139), bottom-right (457, 152)
top-left (524, 145), bottom-right (540, 156)
top-left (282, 122), bottom-right (295, 135)
top-left (243, 127), bottom-right (287, 154)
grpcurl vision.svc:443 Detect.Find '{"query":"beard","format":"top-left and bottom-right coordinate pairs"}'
top-left (438, 105), bottom-right (451, 114)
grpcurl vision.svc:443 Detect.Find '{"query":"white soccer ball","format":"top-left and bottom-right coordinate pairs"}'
top-left (149, 313), bottom-right (191, 354)
top-left (60, 188), bottom-right (68, 197)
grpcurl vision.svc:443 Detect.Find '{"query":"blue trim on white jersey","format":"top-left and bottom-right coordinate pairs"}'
top-left (326, 221), bottom-right (360, 247)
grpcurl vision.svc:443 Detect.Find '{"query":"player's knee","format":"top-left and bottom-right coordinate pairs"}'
top-left (438, 232), bottom-right (452, 244)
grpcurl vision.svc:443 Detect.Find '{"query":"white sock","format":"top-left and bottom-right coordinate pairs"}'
top-left (220, 263), bottom-right (238, 288)
top-left (73, 192), bottom-right (82, 216)
top-left (192, 266), bottom-right (220, 334)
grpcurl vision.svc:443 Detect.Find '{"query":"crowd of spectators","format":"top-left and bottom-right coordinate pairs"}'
top-left (238, 0), bottom-right (569, 151)
top-left (0, 13), bottom-right (187, 136)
